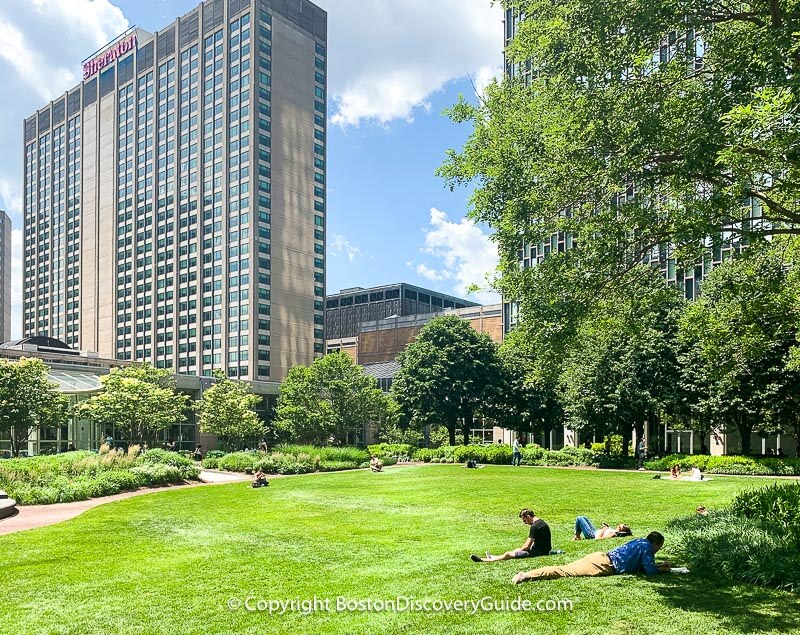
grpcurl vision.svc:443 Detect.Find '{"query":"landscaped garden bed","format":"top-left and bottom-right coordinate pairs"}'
top-left (0, 448), bottom-right (199, 505)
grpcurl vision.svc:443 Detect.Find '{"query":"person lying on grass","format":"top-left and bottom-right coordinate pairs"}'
top-left (573, 516), bottom-right (632, 540)
top-left (471, 508), bottom-right (558, 562)
top-left (512, 531), bottom-right (671, 584)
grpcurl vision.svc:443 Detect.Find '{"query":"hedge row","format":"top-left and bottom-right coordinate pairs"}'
top-left (201, 445), bottom-right (381, 475)
top-left (644, 454), bottom-right (800, 476)
top-left (414, 444), bottom-right (636, 469)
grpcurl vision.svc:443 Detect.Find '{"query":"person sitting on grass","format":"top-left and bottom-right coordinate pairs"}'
top-left (471, 508), bottom-right (560, 562)
top-left (252, 468), bottom-right (269, 488)
top-left (512, 531), bottom-right (671, 584)
top-left (370, 456), bottom-right (383, 473)
top-left (670, 465), bottom-right (682, 479)
top-left (573, 516), bottom-right (632, 540)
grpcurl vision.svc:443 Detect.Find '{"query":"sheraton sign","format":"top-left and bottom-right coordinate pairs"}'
top-left (83, 33), bottom-right (138, 80)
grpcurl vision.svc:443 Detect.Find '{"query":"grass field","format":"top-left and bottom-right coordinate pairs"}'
top-left (1, 465), bottom-right (798, 635)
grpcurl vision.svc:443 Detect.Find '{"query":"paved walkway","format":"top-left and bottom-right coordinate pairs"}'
top-left (0, 469), bottom-right (249, 537)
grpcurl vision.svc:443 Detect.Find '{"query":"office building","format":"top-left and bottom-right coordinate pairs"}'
top-left (23, 0), bottom-right (327, 382)
top-left (328, 302), bottom-right (502, 366)
top-left (324, 283), bottom-right (479, 340)
top-left (0, 211), bottom-right (10, 342)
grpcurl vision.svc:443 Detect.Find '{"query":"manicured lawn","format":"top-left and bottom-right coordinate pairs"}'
top-left (1, 465), bottom-right (798, 634)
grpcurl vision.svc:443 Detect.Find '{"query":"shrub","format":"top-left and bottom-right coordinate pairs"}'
top-left (729, 482), bottom-right (800, 545)
top-left (668, 483), bottom-right (800, 592)
top-left (644, 454), bottom-right (800, 476)
top-left (520, 445), bottom-right (546, 464)
top-left (216, 452), bottom-right (260, 473)
top-left (131, 464), bottom-right (190, 486)
top-left (367, 443), bottom-right (415, 460)
top-left (136, 448), bottom-right (195, 469)
top-left (205, 450), bottom-right (227, 459)
top-left (92, 470), bottom-right (142, 496)
top-left (318, 460), bottom-right (360, 472)
top-left (453, 444), bottom-right (513, 465)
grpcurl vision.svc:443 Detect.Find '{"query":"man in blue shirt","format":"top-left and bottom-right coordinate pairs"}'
top-left (512, 531), bottom-right (670, 584)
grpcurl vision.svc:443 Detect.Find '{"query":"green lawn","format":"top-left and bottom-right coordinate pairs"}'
top-left (1, 465), bottom-right (798, 635)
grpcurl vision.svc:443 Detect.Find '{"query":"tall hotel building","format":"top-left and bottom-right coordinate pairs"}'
top-left (0, 210), bottom-right (10, 342)
top-left (23, 0), bottom-right (327, 381)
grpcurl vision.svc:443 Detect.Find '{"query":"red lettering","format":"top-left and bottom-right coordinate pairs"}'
top-left (84, 33), bottom-right (139, 80)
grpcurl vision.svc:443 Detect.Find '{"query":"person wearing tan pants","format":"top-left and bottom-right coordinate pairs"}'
top-left (512, 531), bottom-right (670, 584)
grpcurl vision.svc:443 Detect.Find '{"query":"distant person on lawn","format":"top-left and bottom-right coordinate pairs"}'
top-left (512, 437), bottom-right (522, 466)
top-left (512, 531), bottom-right (670, 584)
top-left (471, 509), bottom-right (555, 562)
top-left (573, 516), bottom-right (632, 540)
top-left (370, 456), bottom-right (383, 472)
top-left (636, 438), bottom-right (647, 469)
top-left (252, 468), bottom-right (269, 488)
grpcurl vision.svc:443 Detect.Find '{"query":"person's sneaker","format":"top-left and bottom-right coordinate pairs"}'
top-left (549, 549), bottom-right (565, 555)
top-left (470, 554), bottom-right (482, 562)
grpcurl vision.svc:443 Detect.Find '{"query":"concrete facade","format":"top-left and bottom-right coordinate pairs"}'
top-left (23, 0), bottom-right (326, 383)
top-left (0, 211), bottom-right (10, 342)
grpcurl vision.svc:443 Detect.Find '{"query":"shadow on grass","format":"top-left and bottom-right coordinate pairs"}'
top-left (643, 571), bottom-right (800, 633)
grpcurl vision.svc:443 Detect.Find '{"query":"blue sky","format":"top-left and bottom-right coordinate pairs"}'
top-left (0, 0), bottom-right (503, 338)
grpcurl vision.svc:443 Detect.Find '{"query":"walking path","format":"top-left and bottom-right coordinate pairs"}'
top-left (0, 469), bottom-right (249, 537)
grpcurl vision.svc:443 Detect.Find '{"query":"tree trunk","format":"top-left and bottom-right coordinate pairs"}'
top-left (463, 411), bottom-right (474, 446)
top-left (622, 427), bottom-right (631, 458)
top-left (543, 423), bottom-right (552, 450)
top-left (447, 415), bottom-right (457, 446)
top-left (737, 418), bottom-right (754, 455)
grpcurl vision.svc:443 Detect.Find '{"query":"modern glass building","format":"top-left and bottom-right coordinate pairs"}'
top-left (23, 0), bottom-right (327, 382)
top-left (0, 210), bottom-right (10, 342)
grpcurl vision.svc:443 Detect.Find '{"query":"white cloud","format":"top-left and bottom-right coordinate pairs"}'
top-left (412, 207), bottom-right (500, 305)
top-left (0, 0), bottom-right (128, 102)
top-left (10, 228), bottom-right (22, 339)
top-left (315, 0), bottom-right (504, 127)
top-left (329, 233), bottom-right (364, 263)
top-left (416, 263), bottom-right (447, 282)
top-left (0, 0), bottom-right (128, 336)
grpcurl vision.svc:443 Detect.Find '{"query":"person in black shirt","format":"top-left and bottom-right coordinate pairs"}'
top-left (471, 508), bottom-right (555, 562)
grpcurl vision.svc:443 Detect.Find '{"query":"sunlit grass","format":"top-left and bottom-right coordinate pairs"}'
top-left (0, 465), bottom-right (797, 634)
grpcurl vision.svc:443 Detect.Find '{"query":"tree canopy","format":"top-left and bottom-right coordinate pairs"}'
top-left (196, 370), bottom-right (264, 450)
top-left (0, 358), bottom-right (67, 456)
top-left (439, 0), bottom-right (800, 296)
top-left (392, 315), bottom-right (505, 445)
top-left (275, 352), bottom-right (388, 446)
top-left (678, 246), bottom-right (800, 454)
top-left (75, 363), bottom-right (188, 445)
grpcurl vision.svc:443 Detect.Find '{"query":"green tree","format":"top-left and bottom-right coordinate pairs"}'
top-left (679, 247), bottom-right (798, 454)
top-left (439, 1), bottom-right (800, 297)
top-left (275, 352), bottom-right (388, 446)
top-left (75, 363), bottom-right (189, 446)
top-left (0, 358), bottom-right (68, 457)
top-left (392, 315), bottom-right (505, 446)
top-left (496, 326), bottom-right (564, 448)
top-left (559, 269), bottom-right (685, 452)
top-left (196, 370), bottom-right (264, 450)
